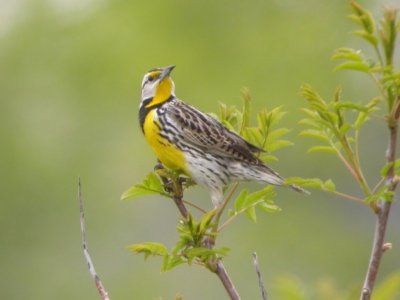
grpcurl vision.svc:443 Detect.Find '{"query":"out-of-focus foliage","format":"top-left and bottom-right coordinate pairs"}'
top-left (0, 0), bottom-right (399, 299)
top-left (272, 272), bottom-right (400, 300)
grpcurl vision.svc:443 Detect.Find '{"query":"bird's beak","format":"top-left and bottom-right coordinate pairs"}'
top-left (159, 65), bottom-right (175, 81)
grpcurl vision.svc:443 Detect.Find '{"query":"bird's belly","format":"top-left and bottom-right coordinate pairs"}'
top-left (143, 111), bottom-right (188, 172)
top-left (184, 152), bottom-right (230, 188)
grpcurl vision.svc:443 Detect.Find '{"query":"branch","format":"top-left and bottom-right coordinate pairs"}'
top-left (253, 252), bottom-right (268, 300)
top-left (215, 260), bottom-right (241, 300)
top-left (360, 119), bottom-right (398, 300)
top-left (172, 194), bottom-right (189, 219)
top-left (79, 178), bottom-right (111, 300)
top-left (168, 178), bottom-right (241, 300)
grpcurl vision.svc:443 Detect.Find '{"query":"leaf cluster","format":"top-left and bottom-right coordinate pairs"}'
top-left (217, 89), bottom-right (293, 163)
top-left (230, 186), bottom-right (280, 223)
top-left (128, 210), bottom-right (229, 272)
top-left (298, 1), bottom-right (400, 209)
top-left (338, 1), bottom-right (400, 111)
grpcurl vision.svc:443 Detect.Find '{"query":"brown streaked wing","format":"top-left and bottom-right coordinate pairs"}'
top-left (166, 99), bottom-right (263, 164)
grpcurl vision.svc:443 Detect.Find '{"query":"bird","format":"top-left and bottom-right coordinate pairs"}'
top-left (139, 65), bottom-right (305, 207)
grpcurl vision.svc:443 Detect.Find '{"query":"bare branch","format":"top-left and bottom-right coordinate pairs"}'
top-left (360, 118), bottom-right (398, 299)
top-left (252, 252), bottom-right (268, 300)
top-left (214, 260), bottom-right (241, 300)
top-left (360, 202), bottom-right (392, 300)
top-left (79, 178), bottom-right (111, 300)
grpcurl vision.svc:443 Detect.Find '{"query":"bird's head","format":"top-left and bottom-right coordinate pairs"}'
top-left (140, 65), bottom-right (176, 108)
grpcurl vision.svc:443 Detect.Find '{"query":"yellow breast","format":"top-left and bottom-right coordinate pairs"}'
top-left (143, 109), bottom-right (188, 173)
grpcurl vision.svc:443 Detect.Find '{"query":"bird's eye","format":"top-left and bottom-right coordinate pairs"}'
top-left (147, 76), bottom-right (154, 82)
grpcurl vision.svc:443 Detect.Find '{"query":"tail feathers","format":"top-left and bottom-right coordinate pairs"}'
top-left (259, 165), bottom-right (310, 195)
top-left (232, 163), bottom-right (310, 194)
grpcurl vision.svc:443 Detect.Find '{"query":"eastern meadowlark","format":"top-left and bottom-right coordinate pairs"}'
top-left (139, 65), bottom-right (304, 207)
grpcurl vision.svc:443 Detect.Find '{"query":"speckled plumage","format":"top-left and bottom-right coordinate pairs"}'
top-left (139, 66), bottom-right (302, 206)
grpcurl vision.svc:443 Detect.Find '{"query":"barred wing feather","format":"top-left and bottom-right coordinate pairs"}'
top-left (167, 100), bottom-right (263, 164)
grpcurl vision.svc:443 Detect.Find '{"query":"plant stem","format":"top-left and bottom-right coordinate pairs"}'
top-left (214, 260), bottom-right (241, 300)
top-left (79, 178), bottom-right (111, 300)
top-left (171, 180), bottom-right (241, 300)
top-left (182, 200), bottom-right (207, 213)
top-left (332, 190), bottom-right (365, 204)
top-left (360, 119), bottom-right (397, 299)
top-left (252, 252), bottom-right (268, 300)
top-left (215, 183), bottom-right (239, 225)
top-left (360, 202), bottom-right (392, 300)
top-left (172, 195), bottom-right (189, 219)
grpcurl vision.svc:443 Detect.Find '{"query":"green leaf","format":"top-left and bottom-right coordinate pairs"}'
top-left (323, 179), bottom-right (336, 192)
top-left (240, 87), bottom-right (252, 134)
top-left (352, 30), bottom-right (378, 45)
top-left (199, 209), bottom-right (217, 234)
top-left (332, 47), bottom-right (364, 61)
top-left (339, 123), bottom-right (352, 135)
top-left (245, 206), bottom-right (257, 222)
top-left (244, 127), bottom-right (264, 147)
top-left (298, 118), bottom-right (320, 129)
top-left (267, 140), bottom-right (293, 152)
top-left (218, 102), bottom-right (242, 131)
top-left (257, 107), bottom-right (286, 131)
top-left (233, 187), bottom-right (277, 221)
top-left (234, 189), bottom-right (249, 212)
top-left (162, 255), bottom-right (185, 272)
top-left (259, 153), bottom-right (278, 162)
top-left (300, 85), bottom-right (328, 111)
top-left (380, 162), bottom-right (394, 177)
top-left (128, 242), bottom-right (169, 259)
top-left (268, 128), bottom-right (290, 141)
top-left (121, 172), bottom-right (169, 201)
top-left (258, 201), bottom-right (281, 213)
top-left (334, 101), bottom-right (369, 112)
top-left (334, 61), bottom-right (371, 72)
top-left (221, 120), bottom-right (236, 131)
top-left (381, 159), bottom-right (400, 177)
top-left (301, 108), bottom-right (319, 119)
top-left (245, 186), bottom-right (275, 204)
top-left (185, 247), bottom-right (214, 260)
top-left (299, 129), bottom-right (331, 142)
top-left (365, 185), bottom-right (394, 203)
top-left (349, 1), bottom-right (376, 34)
top-left (354, 111), bottom-right (370, 129)
top-left (307, 146), bottom-right (337, 154)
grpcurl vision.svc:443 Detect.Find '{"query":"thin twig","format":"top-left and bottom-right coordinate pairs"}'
top-left (218, 200), bottom-right (264, 232)
top-left (252, 252), bottom-right (268, 300)
top-left (79, 178), bottom-right (111, 300)
top-left (372, 177), bottom-right (386, 194)
top-left (332, 190), bottom-right (365, 204)
top-left (360, 119), bottom-right (397, 300)
top-left (182, 199), bottom-right (207, 213)
top-left (334, 147), bottom-right (360, 184)
top-left (215, 182), bottom-right (240, 224)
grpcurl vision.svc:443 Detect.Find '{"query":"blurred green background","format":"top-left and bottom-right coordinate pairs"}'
top-left (1, 0), bottom-right (399, 299)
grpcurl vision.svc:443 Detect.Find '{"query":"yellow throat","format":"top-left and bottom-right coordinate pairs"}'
top-left (140, 69), bottom-right (188, 174)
